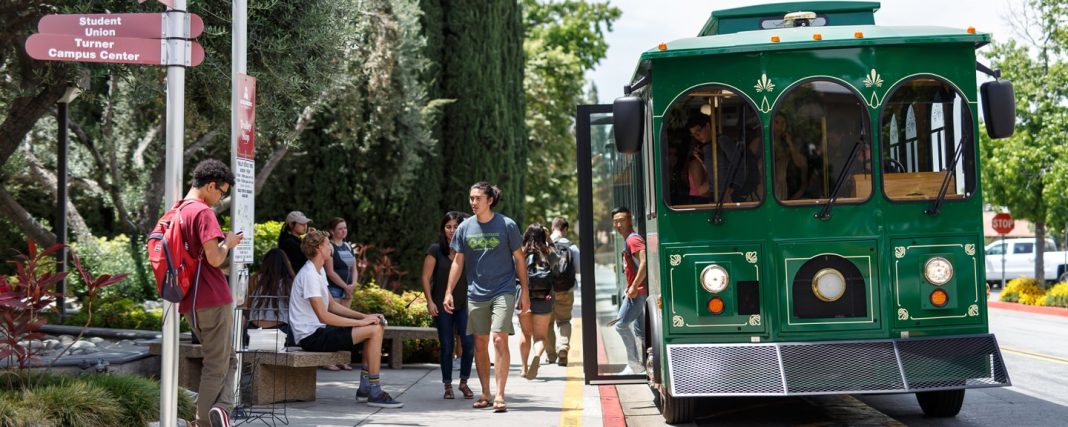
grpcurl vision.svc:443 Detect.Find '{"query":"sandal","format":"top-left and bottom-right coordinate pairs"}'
top-left (443, 384), bottom-right (455, 400)
top-left (473, 398), bottom-right (492, 409)
top-left (321, 365), bottom-right (340, 371)
top-left (458, 381), bottom-right (474, 399)
top-left (339, 364), bottom-right (353, 371)
top-left (492, 399), bottom-right (507, 413)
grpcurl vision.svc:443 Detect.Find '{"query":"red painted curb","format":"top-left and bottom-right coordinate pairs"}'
top-left (600, 384), bottom-right (627, 427)
top-left (596, 322), bottom-right (628, 427)
top-left (989, 300), bottom-right (1068, 318)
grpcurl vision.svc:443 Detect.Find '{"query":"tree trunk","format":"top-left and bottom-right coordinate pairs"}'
top-left (0, 82), bottom-right (68, 168)
top-left (0, 186), bottom-right (56, 246)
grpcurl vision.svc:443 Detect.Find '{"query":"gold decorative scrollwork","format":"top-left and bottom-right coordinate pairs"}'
top-left (967, 304), bottom-right (979, 317)
top-left (669, 254), bottom-right (682, 267)
top-left (672, 315), bottom-right (684, 327)
top-left (895, 246), bottom-right (906, 259)
top-left (748, 314), bottom-right (761, 326)
top-left (965, 244), bottom-right (976, 256)
top-left (745, 252), bottom-right (758, 264)
top-left (897, 307), bottom-right (909, 320)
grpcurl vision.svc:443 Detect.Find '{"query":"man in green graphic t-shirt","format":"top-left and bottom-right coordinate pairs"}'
top-left (444, 181), bottom-right (529, 413)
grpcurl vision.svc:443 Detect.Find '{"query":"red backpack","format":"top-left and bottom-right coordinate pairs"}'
top-left (147, 199), bottom-right (209, 303)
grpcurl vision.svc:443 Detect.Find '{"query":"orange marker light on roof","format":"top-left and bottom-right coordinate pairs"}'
top-left (771, 35), bottom-right (781, 43)
top-left (855, 31), bottom-right (864, 38)
top-left (967, 26), bottom-right (976, 34)
top-left (658, 42), bottom-right (668, 51)
top-left (813, 33), bottom-right (823, 40)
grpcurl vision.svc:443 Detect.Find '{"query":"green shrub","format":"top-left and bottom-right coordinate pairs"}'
top-left (63, 298), bottom-right (189, 332)
top-left (80, 374), bottom-right (157, 425)
top-left (1000, 276), bottom-right (1046, 305)
top-left (0, 392), bottom-right (54, 427)
top-left (25, 382), bottom-right (122, 427)
top-left (350, 283), bottom-right (437, 362)
top-left (1039, 282), bottom-right (1068, 308)
top-left (69, 234), bottom-right (152, 302)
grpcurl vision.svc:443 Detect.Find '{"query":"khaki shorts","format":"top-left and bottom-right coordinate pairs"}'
top-left (467, 292), bottom-right (515, 335)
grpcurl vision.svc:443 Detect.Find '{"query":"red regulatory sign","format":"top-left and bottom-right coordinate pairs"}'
top-left (25, 33), bottom-right (203, 66)
top-left (992, 212), bottom-right (1014, 235)
top-left (37, 13), bottom-right (204, 39)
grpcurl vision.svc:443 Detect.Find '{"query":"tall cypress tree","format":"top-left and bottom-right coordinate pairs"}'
top-left (429, 0), bottom-right (527, 223)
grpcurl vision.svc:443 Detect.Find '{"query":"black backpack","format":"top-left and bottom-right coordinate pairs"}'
top-left (552, 240), bottom-right (577, 292)
top-left (527, 253), bottom-right (555, 299)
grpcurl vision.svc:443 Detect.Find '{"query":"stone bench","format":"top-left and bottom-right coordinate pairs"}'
top-left (149, 342), bottom-right (349, 404)
top-left (383, 326), bottom-right (437, 369)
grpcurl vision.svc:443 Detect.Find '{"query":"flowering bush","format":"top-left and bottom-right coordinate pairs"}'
top-left (1039, 282), bottom-right (1068, 308)
top-left (350, 282), bottom-right (435, 362)
top-left (999, 276), bottom-right (1046, 305)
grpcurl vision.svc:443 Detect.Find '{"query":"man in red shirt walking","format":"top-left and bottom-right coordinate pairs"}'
top-left (178, 159), bottom-right (244, 427)
top-left (611, 206), bottom-right (647, 375)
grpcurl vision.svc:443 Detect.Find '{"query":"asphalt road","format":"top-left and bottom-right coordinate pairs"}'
top-left (621, 304), bottom-right (1068, 426)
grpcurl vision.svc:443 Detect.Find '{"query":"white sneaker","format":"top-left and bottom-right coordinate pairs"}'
top-left (619, 363), bottom-right (645, 375)
top-left (618, 365), bottom-right (635, 375)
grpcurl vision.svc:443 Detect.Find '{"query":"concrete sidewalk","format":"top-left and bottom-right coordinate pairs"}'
top-left (234, 317), bottom-right (605, 427)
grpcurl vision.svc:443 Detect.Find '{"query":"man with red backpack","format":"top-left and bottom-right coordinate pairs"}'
top-left (167, 159), bottom-right (243, 427)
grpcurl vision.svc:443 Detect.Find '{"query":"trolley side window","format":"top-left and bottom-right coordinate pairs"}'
top-left (662, 85), bottom-right (764, 209)
top-left (771, 79), bottom-right (872, 205)
top-left (880, 77), bottom-right (975, 202)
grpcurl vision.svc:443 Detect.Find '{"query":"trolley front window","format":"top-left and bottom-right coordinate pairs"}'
top-left (772, 79), bottom-right (872, 205)
top-left (880, 77), bottom-right (975, 202)
top-left (662, 85), bottom-right (764, 210)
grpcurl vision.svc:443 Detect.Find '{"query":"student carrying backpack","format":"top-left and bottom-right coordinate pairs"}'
top-left (552, 240), bottom-right (576, 292)
top-left (148, 199), bottom-right (210, 304)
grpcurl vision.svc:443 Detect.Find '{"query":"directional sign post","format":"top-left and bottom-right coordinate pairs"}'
top-left (37, 13), bottom-right (204, 38)
top-left (25, 33), bottom-right (204, 66)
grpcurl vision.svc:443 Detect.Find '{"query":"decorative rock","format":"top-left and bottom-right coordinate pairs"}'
top-left (88, 337), bottom-right (105, 344)
top-left (59, 335), bottom-right (75, 344)
top-left (70, 341), bottom-right (97, 351)
top-left (43, 339), bottom-right (61, 350)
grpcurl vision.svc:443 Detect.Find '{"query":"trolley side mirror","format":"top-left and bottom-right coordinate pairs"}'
top-left (613, 95), bottom-right (643, 154)
top-left (981, 79), bottom-right (1016, 139)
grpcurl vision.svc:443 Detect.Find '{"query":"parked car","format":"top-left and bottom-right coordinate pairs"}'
top-left (984, 237), bottom-right (1068, 284)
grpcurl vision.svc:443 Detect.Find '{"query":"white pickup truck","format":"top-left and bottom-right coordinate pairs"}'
top-left (984, 237), bottom-right (1068, 284)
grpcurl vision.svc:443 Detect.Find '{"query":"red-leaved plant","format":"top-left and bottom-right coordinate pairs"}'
top-left (0, 241), bottom-right (127, 388)
top-left (353, 243), bottom-right (408, 292)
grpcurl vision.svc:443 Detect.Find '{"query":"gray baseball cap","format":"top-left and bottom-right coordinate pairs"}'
top-left (285, 211), bottom-right (312, 224)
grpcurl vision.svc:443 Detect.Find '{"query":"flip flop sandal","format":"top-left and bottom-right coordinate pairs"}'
top-left (473, 398), bottom-right (492, 409)
top-left (493, 399), bottom-right (507, 413)
top-left (444, 384), bottom-right (455, 400)
top-left (458, 382), bottom-right (474, 399)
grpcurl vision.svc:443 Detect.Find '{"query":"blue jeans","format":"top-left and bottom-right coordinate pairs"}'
top-left (614, 294), bottom-right (647, 367)
top-left (434, 304), bottom-right (474, 383)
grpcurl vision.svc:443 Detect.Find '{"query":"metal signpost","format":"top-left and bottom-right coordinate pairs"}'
top-left (25, 4), bottom-right (208, 426)
top-left (992, 212), bottom-right (1015, 288)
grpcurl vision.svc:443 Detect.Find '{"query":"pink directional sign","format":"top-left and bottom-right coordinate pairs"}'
top-left (38, 13), bottom-right (204, 39)
top-left (25, 33), bottom-right (204, 66)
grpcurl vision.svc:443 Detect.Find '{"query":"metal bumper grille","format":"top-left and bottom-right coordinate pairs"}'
top-left (666, 334), bottom-right (1010, 396)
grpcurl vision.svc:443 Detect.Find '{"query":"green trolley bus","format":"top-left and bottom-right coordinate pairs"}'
top-left (576, 2), bottom-right (1016, 423)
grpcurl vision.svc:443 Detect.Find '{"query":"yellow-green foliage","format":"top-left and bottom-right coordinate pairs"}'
top-left (350, 282), bottom-right (431, 328)
top-left (1039, 282), bottom-right (1068, 308)
top-left (24, 382), bottom-right (122, 427)
top-left (999, 276), bottom-right (1046, 305)
top-left (350, 282), bottom-right (436, 362)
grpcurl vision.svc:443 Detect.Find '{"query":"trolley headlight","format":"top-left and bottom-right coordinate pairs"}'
top-left (812, 268), bottom-right (846, 302)
top-left (924, 257), bottom-right (953, 285)
top-left (700, 265), bottom-right (729, 293)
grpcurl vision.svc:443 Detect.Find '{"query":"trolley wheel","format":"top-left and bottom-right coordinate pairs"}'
top-left (657, 384), bottom-right (695, 424)
top-left (915, 389), bottom-right (965, 417)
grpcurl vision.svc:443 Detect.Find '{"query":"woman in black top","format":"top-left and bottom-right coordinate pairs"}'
top-left (278, 211), bottom-right (312, 270)
top-left (420, 211), bottom-right (473, 400)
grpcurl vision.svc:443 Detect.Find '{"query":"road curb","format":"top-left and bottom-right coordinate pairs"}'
top-left (989, 300), bottom-right (1068, 318)
top-left (599, 384), bottom-right (626, 427)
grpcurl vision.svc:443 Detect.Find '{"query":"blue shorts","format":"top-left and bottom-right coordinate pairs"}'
top-left (328, 285), bottom-right (345, 299)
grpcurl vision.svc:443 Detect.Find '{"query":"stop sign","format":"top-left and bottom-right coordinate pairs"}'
top-left (992, 212), bottom-right (1014, 235)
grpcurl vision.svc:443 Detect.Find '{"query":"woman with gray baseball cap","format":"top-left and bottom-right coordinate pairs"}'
top-left (279, 211), bottom-right (313, 272)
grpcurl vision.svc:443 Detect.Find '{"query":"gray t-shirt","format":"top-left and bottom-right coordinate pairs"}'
top-left (450, 213), bottom-right (522, 301)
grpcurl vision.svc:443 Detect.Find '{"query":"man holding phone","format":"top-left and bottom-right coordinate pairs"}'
top-left (177, 159), bottom-right (244, 427)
